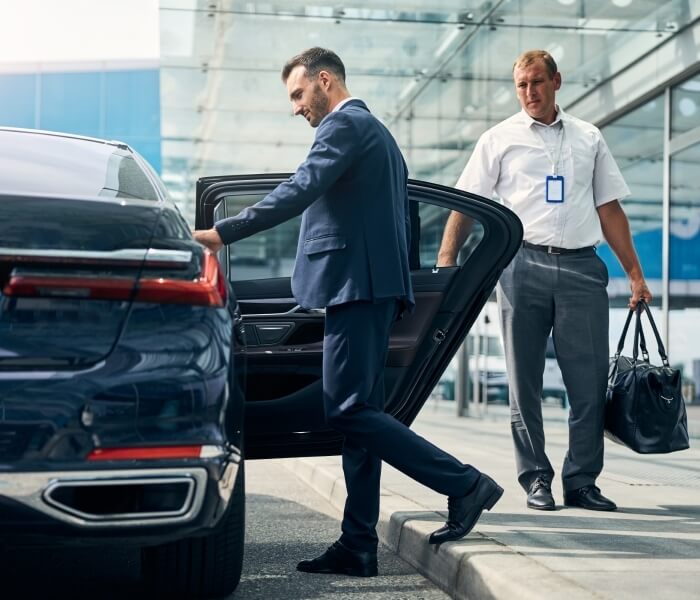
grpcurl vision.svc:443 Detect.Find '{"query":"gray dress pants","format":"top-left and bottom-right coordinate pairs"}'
top-left (497, 245), bottom-right (609, 493)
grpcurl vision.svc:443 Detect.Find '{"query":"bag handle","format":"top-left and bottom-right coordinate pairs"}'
top-left (638, 320), bottom-right (649, 362)
top-left (638, 299), bottom-right (669, 366)
top-left (632, 304), bottom-right (649, 362)
top-left (614, 300), bottom-right (655, 364)
top-left (631, 300), bottom-right (669, 366)
top-left (613, 307), bottom-right (634, 359)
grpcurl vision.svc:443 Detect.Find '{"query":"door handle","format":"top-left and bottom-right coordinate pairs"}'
top-left (242, 304), bottom-right (304, 319)
top-left (242, 305), bottom-right (326, 319)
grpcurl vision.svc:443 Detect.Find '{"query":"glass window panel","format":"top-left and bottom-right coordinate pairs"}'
top-left (415, 202), bottom-right (483, 268)
top-left (222, 193), bottom-right (300, 281)
top-left (669, 308), bottom-right (700, 401)
top-left (670, 143), bottom-right (700, 295)
top-left (486, 335), bottom-right (504, 357)
top-left (671, 73), bottom-right (700, 137)
top-left (0, 74), bottom-right (37, 129)
top-left (160, 0), bottom-right (694, 217)
top-left (221, 193), bottom-right (484, 281)
top-left (40, 72), bottom-right (101, 137)
top-left (104, 70), bottom-right (161, 139)
top-left (599, 97), bottom-right (664, 305)
top-left (668, 142), bottom-right (700, 388)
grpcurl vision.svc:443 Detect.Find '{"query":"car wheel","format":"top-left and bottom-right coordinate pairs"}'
top-left (141, 461), bottom-right (245, 599)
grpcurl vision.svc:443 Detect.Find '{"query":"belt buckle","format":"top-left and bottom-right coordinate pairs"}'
top-left (547, 246), bottom-right (561, 255)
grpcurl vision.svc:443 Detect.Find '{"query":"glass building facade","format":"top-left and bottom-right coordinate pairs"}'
top-left (160, 0), bottom-right (700, 393)
top-left (0, 67), bottom-right (162, 173)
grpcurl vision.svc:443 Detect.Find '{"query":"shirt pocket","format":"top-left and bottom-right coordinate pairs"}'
top-left (303, 234), bottom-right (347, 255)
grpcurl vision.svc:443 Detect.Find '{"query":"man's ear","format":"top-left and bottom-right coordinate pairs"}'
top-left (318, 70), bottom-right (332, 90)
top-left (553, 72), bottom-right (562, 91)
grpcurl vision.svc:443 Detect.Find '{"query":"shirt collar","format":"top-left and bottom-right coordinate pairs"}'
top-left (333, 97), bottom-right (359, 112)
top-left (519, 105), bottom-right (565, 128)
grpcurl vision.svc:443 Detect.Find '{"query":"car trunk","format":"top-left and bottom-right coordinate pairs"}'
top-left (0, 193), bottom-right (163, 369)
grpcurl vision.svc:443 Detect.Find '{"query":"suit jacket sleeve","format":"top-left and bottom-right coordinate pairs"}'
top-left (215, 111), bottom-right (359, 244)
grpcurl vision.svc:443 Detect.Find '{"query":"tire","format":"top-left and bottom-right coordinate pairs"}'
top-left (141, 461), bottom-right (245, 599)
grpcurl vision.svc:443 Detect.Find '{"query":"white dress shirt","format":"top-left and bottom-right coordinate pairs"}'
top-left (332, 97), bottom-right (359, 112)
top-left (456, 106), bottom-right (630, 248)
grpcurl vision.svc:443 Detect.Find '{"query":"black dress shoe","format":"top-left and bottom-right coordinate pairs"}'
top-left (564, 485), bottom-right (617, 511)
top-left (429, 473), bottom-right (504, 545)
top-left (527, 477), bottom-right (555, 511)
top-left (296, 541), bottom-right (378, 577)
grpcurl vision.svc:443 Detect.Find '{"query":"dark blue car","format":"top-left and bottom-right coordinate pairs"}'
top-left (0, 127), bottom-right (521, 598)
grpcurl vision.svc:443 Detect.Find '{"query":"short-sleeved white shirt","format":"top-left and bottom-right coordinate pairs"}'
top-left (455, 107), bottom-right (630, 248)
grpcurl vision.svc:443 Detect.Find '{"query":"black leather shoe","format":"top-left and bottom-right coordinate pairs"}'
top-left (527, 477), bottom-right (555, 511)
top-left (296, 541), bottom-right (378, 577)
top-left (564, 485), bottom-right (617, 511)
top-left (429, 474), bottom-right (503, 545)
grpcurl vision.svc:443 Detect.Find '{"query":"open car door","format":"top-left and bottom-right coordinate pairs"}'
top-left (196, 175), bottom-right (522, 459)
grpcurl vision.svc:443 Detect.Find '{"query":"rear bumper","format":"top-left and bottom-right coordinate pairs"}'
top-left (0, 447), bottom-right (241, 546)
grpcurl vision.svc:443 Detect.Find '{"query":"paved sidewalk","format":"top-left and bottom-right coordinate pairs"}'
top-left (287, 400), bottom-right (700, 600)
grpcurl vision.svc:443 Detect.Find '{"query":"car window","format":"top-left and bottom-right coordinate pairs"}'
top-left (486, 335), bottom-right (504, 357)
top-left (108, 153), bottom-right (159, 200)
top-left (220, 193), bottom-right (484, 282)
top-left (467, 335), bottom-right (504, 357)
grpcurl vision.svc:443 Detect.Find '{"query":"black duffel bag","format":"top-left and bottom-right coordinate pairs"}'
top-left (605, 299), bottom-right (689, 453)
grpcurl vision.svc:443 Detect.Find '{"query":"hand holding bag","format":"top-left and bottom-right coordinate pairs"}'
top-left (605, 300), bottom-right (690, 453)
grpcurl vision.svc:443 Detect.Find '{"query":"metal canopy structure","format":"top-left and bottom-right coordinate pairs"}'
top-left (159, 0), bottom-right (699, 225)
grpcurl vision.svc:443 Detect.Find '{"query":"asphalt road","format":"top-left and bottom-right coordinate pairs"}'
top-left (0, 460), bottom-right (448, 600)
top-left (235, 459), bottom-right (448, 599)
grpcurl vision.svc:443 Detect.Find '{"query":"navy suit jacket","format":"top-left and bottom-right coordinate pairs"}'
top-left (215, 99), bottom-right (414, 311)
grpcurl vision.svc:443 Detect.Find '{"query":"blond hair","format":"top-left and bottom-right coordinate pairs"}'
top-left (513, 50), bottom-right (558, 79)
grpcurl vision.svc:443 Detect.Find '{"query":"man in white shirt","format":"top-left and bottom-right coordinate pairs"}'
top-left (437, 49), bottom-right (651, 512)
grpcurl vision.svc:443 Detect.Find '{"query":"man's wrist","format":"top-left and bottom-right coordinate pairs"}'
top-left (214, 222), bottom-right (234, 246)
top-left (627, 267), bottom-right (645, 283)
top-left (437, 251), bottom-right (458, 267)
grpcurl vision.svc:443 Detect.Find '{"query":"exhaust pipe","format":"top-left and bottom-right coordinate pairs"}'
top-left (0, 468), bottom-right (209, 527)
top-left (44, 476), bottom-right (197, 522)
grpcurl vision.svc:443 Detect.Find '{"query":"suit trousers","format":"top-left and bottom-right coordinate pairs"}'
top-left (497, 247), bottom-right (609, 493)
top-left (323, 299), bottom-right (481, 553)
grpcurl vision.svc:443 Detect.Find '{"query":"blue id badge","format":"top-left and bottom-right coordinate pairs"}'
top-left (546, 175), bottom-right (564, 203)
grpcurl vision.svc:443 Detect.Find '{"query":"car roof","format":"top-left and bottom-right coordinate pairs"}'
top-left (0, 126), bottom-right (130, 152)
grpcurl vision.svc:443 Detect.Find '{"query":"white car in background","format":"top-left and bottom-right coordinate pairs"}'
top-left (469, 333), bottom-right (509, 404)
top-left (434, 305), bottom-right (509, 404)
top-left (435, 323), bottom-right (567, 408)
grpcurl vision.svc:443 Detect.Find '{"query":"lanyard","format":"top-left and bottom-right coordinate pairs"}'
top-left (533, 122), bottom-right (565, 176)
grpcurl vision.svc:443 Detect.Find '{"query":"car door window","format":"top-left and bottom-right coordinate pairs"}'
top-left (412, 202), bottom-right (483, 268)
top-left (218, 193), bottom-right (484, 282)
top-left (215, 193), bottom-right (299, 281)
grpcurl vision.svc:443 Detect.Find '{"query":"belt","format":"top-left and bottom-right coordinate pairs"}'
top-left (522, 241), bottom-right (595, 255)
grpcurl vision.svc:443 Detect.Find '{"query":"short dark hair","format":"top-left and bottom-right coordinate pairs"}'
top-left (281, 47), bottom-right (346, 84)
top-left (513, 50), bottom-right (558, 79)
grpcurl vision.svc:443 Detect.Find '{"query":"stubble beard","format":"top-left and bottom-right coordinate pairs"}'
top-left (308, 83), bottom-right (331, 128)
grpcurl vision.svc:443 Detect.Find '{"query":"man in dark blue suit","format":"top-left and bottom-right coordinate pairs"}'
top-left (195, 47), bottom-right (503, 576)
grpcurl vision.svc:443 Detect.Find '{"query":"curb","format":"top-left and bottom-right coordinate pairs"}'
top-left (287, 457), bottom-right (599, 600)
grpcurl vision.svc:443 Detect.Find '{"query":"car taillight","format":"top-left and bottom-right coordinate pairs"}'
top-left (2, 275), bottom-right (134, 300)
top-left (2, 248), bottom-right (227, 307)
top-left (135, 251), bottom-right (227, 307)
